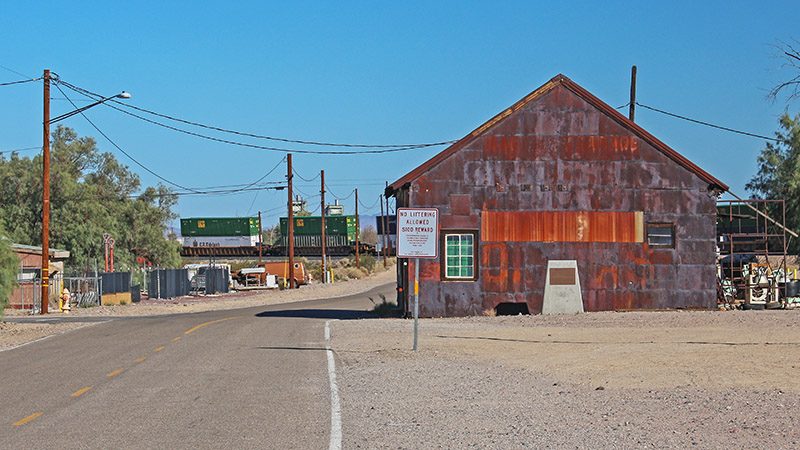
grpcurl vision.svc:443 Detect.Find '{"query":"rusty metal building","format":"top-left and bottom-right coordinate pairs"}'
top-left (386, 74), bottom-right (728, 317)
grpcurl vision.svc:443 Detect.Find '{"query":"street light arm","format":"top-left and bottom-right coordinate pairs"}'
top-left (48, 92), bottom-right (130, 124)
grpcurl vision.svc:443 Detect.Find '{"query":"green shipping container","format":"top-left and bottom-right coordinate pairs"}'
top-left (181, 217), bottom-right (259, 237)
top-left (279, 215), bottom-right (358, 241)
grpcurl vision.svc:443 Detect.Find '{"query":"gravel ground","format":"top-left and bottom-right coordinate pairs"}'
top-left (331, 310), bottom-right (800, 449)
top-left (0, 321), bottom-right (93, 351)
top-left (4, 267), bottom-right (395, 318)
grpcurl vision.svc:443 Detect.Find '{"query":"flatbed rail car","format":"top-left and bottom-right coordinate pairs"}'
top-left (180, 244), bottom-right (269, 258)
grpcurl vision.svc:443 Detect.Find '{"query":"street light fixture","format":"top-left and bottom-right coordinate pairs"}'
top-left (40, 69), bottom-right (130, 314)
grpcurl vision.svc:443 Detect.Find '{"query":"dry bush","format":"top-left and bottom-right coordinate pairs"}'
top-left (345, 267), bottom-right (365, 279)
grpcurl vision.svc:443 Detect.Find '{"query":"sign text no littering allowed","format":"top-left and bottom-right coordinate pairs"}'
top-left (397, 208), bottom-right (439, 259)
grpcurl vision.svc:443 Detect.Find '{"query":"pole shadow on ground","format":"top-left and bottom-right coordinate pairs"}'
top-left (255, 309), bottom-right (376, 320)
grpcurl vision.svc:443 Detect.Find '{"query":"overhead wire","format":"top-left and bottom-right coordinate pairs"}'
top-left (57, 78), bottom-right (457, 152)
top-left (358, 196), bottom-right (381, 211)
top-left (325, 185), bottom-right (354, 201)
top-left (0, 64), bottom-right (34, 79)
top-left (292, 168), bottom-right (320, 182)
top-left (0, 146), bottom-right (40, 155)
top-left (244, 156), bottom-right (287, 214)
top-left (9, 76), bottom-right (290, 200)
top-left (635, 102), bottom-right (780, 142)
top-left (0, 77), bottom-right (41, 86)
top-left (55, 78), bottom-right (288, 196)
top-left (53, 81), bottom-right (203, 193)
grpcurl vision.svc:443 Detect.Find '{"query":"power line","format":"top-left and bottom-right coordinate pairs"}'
top-left (635, 102), bottom-right (780, 142)
top-left (358, 196), bottom-right (381, 210)
top-left (325, 185), bottom-right (354, 201)
top-left (53, 82), bottom-right (202, 193)
top-left (292, 168), bottom-right (320, 182)
top-left (0, 64), bottom-right (34, 79)
top-left (0, 77), bottom-right (41, 86)
top-left (57, 78), bottom-right (457, 151)
top-left (166, 185), bottom-right (287, 197)
top-left (0, 146), bottom-right (40, 155)
top-left (244, 157), bottom-right (288, 214)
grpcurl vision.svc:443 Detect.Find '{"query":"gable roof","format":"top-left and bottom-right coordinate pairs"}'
top-left (386, 74), bottom-right (728, 195)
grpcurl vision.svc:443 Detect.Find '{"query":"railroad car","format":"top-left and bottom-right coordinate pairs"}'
top-left (180, 217), bottom-right (265, 257)
top-left (271, 215), bottom-right (374, 256)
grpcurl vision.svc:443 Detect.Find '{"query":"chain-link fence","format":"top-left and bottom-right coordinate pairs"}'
top-left (64, 277), bottom-right (101, 308)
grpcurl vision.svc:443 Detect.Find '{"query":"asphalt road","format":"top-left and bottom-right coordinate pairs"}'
top-left (1, 282), bottom-right (393, 449)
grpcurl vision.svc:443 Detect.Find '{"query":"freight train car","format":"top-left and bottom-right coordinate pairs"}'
top-left (180, 217), bottom-right (265, 257)
top-left (271, 215), bottom-right (374, 256)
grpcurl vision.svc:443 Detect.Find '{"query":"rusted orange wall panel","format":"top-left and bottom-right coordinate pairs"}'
top-left (481, 211), bottom-right (641, 243)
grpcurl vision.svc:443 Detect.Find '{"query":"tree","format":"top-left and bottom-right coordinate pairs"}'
top-left (261, 225), bottom-right (280, 245)
top-left (0, 126), bottom-right (182, 273)
top-left (746, 113), bottom-right (800, 251)
top-left (770, 41), bottom-right (800, 102)
top-left (360, 224), bottom-right (378, 245)
top-left (0, 222), bottom-right (17, 314)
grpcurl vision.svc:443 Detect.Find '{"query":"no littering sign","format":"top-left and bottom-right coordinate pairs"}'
top-left (397, 207), bottom-right (439, 352)
top-left (397, 208), bottom-right (439, 259)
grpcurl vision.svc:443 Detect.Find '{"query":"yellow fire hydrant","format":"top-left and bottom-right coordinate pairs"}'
top-left (60, 287), bottom-right (71, 313)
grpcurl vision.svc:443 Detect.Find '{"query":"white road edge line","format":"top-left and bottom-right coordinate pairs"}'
top-left (325, 320), bottom-right (342, 450)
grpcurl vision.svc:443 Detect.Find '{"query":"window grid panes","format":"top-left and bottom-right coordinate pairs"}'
top-left (445, 234), bottom-right (474, 279)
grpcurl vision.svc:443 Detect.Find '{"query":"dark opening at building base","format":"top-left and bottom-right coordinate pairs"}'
top-left (495, 302), bottom-right (530, 316)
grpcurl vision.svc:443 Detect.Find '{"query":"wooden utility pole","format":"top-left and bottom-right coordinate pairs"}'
top-left (385, 181), bottom-right (393, 258)
top-left (258, 211), bottom-right (263, 263)
top-left (629, 65), bottom-right (637, 122)
top-left (41, 69), bottom-right (50, 314)
top-left (380, 194), bottom-right (387, 268)
top-left (287, 154), bottom-right (295, 289)
top-left (320, 170), bottom-right (327, 283)
top-left (354, 188), bottom-right (360, 269)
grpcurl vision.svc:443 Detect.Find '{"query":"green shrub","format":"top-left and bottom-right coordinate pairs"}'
top-left (360, 254), bottom-right (377, 273)
top-left (0, 227), bottom-right (17, 316)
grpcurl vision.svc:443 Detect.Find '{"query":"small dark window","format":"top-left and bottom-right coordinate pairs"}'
top-left (647, 223), bottom-right (674, 248)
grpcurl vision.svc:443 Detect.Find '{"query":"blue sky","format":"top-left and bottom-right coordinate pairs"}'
top-left (1, 1), bottom-right (798, 228)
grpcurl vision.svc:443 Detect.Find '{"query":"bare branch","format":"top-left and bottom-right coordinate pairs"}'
top-left (769, 39), bottom-right (800, 102)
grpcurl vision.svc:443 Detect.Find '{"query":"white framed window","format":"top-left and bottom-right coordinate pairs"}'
top-left (442, 231), bottom-right (477, 280)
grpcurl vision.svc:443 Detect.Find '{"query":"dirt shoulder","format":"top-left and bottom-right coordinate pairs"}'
top-left (5, 267), bottom-right (395, 319)
top-left (0, 321), bottom-right (93, 352)
top-left (331, 310), bottom-right (800, 449)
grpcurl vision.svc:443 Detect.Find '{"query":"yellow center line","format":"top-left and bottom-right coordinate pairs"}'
top-left (184, 317), bottom-right (239, 335)
top-left (153, 345), bottom-right (165, 352)
top-left (106, 368), bottom-right (124, 379)
top-left (134, 356), bottom-right (146, 363)
top-left (71, 386), bottom-right (92, 398)
top-left (172, 336), bottom-right (182, 342)
top-left (14, 412), bottom-right (42, 427)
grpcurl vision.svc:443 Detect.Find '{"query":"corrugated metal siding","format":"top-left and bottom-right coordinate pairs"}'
top-left (482, 211), bottom-right (643, 243)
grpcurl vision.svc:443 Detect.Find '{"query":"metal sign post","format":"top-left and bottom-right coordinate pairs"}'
top-left (413, 257), bottom-right (420, 351)
top-left (396, 207), bottom-right (439, 352)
